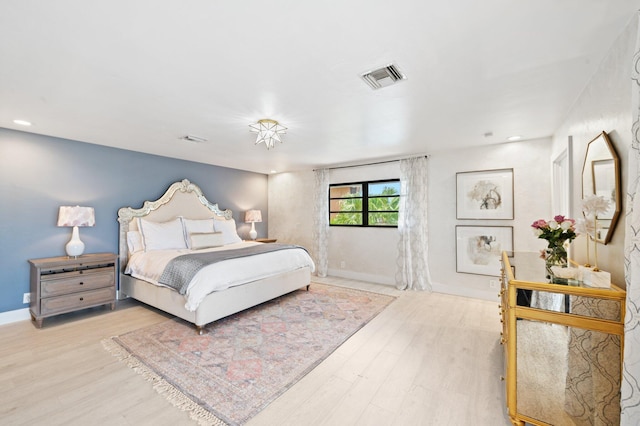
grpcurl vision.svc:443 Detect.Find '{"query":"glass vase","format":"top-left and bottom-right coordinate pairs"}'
top-left (545, 244), bottom-right (568, 284)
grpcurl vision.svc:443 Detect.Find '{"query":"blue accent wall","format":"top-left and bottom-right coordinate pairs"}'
top-left (0, 128), bottom-right (268, 314)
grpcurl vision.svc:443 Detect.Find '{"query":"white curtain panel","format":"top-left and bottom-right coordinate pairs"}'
top-left (313, 169), bottom-right (329, 277)
top-left (622, 13), bottom-right (640, 424)
top-left (395, 156), bottom-right (432, 291)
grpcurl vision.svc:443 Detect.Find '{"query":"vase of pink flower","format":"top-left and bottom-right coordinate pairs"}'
top-left (531, 215), bottom-right (577, 283)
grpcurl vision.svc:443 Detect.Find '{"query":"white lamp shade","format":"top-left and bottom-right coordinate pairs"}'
top-left (57, 206), bottom-right (95, 227)
top-left (245, 210), bottom-right (262, 223)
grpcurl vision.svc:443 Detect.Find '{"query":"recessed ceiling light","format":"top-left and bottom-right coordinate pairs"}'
top-left (507, 135), bottom-right (522, 142)
top-left (270, 170), bottom-right (277, 174)
top-left (13, 119), bottom-right (32, 126)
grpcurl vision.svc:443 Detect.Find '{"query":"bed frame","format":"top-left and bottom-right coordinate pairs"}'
top-left (117, 179), bottom-right (311, 334)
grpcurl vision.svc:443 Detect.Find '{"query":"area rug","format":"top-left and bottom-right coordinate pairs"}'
top-left (102, 283), bottom-right (395, 425)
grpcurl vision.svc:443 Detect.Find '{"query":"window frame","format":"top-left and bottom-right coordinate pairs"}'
top-left (328, 178), bottom-right (400, 228)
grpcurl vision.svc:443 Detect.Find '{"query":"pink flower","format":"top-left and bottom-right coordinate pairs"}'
top-left (554, 215), bottom-right (565, 223)
top-left (531, 219), bottom-right (548, 229)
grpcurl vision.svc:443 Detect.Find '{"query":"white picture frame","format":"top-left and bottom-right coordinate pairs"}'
top-left (456, 168), bottom-right (514, 220)
top-left (456, 225), bottom-right (514, 276)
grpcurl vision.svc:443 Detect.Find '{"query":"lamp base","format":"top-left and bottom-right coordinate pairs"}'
top-left (249, 222), bottom-right (257, 240)
top-left (65, 226), bottom-right (85, 257)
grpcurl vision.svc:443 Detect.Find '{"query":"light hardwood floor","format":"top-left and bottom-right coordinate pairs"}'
top-left (0, 277), bottom-right (511, 425)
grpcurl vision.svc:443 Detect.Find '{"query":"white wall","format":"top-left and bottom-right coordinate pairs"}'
top-left (428, 139), bottom-right (552, 300)
top-left (268, 163), bottom-right (401, 286)
top-left (268, 14), bottom-right (638, 299)
top-left (551, 15), bottom-right (637, 288)
top-left (268, 171), bottom-right (315, 252)
top-left (325, 163), bottom-right (401, 284)
top-left (269, 139), bottom-right (553, 301)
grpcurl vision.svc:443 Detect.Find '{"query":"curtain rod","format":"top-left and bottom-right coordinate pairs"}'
top-left (314, 155), bottom-right (429, 171)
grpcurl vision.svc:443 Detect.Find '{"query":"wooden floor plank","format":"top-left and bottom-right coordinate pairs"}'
top-left (0, 278), bottom-right (510, 425)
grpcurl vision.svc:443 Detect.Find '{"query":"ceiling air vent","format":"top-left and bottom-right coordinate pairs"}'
top-left (180, 135), bottom-right (208, 143)
top-left (360, 63), bottom-right (407, 90)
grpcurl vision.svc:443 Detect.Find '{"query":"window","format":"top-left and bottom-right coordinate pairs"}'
top-left (329, 179), bottom-right (400, 227)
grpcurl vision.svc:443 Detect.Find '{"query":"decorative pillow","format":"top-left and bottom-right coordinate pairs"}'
top-left (183, 218), bottom-right (215, 234)
top-left (189, 232), bottom-right (225, 250)
top-left (126, 231), bottom-right (144, 253)
top-left (213, 219), bottom-right (242, 245)
top-left (138, 217), bottom-right (187, 251)
top-left (182, 218), bottom-right (215, 248)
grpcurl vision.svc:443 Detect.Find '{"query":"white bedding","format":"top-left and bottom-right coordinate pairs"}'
top-left (125, 241), bottom-right (315, 311)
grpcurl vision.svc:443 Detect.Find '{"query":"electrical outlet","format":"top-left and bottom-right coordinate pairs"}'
top-left (489, 280), bottom-right (498, 289)
top-left (340, 260), bottom-right (346, 269)
top-left (23, 293), bottom-right (30, 304)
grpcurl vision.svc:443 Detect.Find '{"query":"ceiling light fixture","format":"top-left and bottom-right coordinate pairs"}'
top-left (13, 119), bottom-right (32, 126)
top-left (249, 119), bottom-right (287, 150)
top-left (507, 135), bottom-right (522, 142)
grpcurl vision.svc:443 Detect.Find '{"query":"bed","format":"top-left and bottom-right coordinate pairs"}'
top-left (117, 179), bottom-right (315, 334)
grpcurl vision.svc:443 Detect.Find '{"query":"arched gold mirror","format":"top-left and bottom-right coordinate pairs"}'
top-left (581, 131), bottom-right (621, 244)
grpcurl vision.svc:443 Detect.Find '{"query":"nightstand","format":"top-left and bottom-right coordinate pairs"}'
top-left (255, 238), bottom-right (277, 243)
top-left (28, 253), bottom-right (117, 328)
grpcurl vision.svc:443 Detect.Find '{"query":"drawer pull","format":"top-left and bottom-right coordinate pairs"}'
top-left (79, 282), bottom-right (84, 285)
top-left (79, 297), bottom-right (84, 301)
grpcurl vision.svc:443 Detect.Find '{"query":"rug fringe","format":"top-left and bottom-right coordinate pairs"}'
top-left (101, 338), bottom-right (228, 426)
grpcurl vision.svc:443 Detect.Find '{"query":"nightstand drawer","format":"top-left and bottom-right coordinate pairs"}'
top-left (40, 287), bottom-right (115, 316)
top-left (41, 269), bottom-right (115, 297)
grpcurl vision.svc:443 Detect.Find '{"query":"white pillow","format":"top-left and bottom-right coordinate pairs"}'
top-left (126, 231), bottom-right (144, 253)
top-left (189, 232), bottom-right (225, 250)
top-left (183, 218), bottom-right (215, 234)
top-left (182, 218), bottom-right (215, 248)
top-left (138, 217), bottom-right (187, 251)
top-left (213, 219), bottom-right (242, 245)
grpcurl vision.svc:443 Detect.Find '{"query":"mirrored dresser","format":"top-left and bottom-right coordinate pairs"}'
top-left (500, 251), bottom-right (626, 426)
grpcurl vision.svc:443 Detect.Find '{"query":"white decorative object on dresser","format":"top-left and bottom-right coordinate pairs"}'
top-left (29, 253), bottom-right (117, 328)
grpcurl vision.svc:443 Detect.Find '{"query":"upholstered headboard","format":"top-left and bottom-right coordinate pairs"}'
top-left (117, 179), bottom-right (232, 275)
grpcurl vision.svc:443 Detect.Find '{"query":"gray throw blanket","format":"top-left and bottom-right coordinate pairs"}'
top-left (158, 243), bottom-right (306, 294)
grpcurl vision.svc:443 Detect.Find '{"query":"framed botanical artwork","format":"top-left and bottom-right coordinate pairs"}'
top-left (456, 168), bottom-right (514, 219)
top-left (456, 225), bottom-right (513, 276)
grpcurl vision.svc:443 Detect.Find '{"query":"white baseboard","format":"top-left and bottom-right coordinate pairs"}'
top-left (431, 281), bottom-right (497, 302)
top-left (0, 307), bottom-right (30, 326)
top-left (325, 271), bottom-right (497, 302)
top-left (327, 269), bottom-right (395, 286)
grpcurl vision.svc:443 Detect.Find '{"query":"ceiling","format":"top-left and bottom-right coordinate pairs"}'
top-left (1, 1), bottom-right (639, 174)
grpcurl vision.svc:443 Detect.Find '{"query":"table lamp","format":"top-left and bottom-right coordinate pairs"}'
top-left (57, 206), bottom-right (95, 257)
top-left (244, 210), bottom-right (262, 240)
